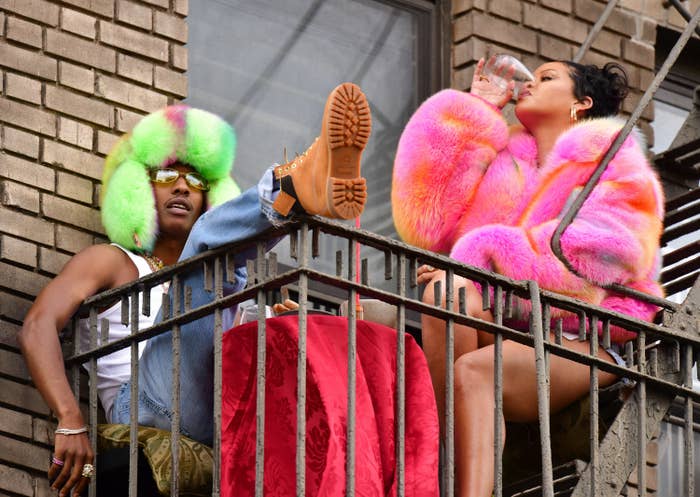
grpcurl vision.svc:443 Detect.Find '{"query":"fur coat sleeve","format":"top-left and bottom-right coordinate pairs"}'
top-left (391, 90), bottom-right (510, 253)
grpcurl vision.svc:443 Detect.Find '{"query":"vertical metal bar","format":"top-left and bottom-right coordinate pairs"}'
top-left (396, 254), bottom-right (407, 497)
top-left (128, 290), bottom-right (139, 497)
top-left (88, 309), bottom-right (99, 497)
top-left (637, 329), bottom-right (647, 497)
top-left (296, 223), bottom-right (309, 497)
top-left (481, 281), bottom-right (491, 311)
top-left (442, 274), bottom-right (455, 497)
top-left (573, 0), bottom-right (620, 62)
top-left (346, 236), bottom-right (358, 497)
top-left (170, 277), bottom-right (181, 497)
top-left (255, 281), bottom-right (267, 497)
top-left (213, 257), bottom-right (225, 497)
top-left (384, 250), bottom-right (392, 281)
top-left (493, 286), bottom-right (504, 497)
top-left (361, 258), bottom-right (368, 286)
top-left (684, 344), bottom-right (695, 497)
top-left (142, 286), bottom-right (151, 317)
top-left (589, 315), bottom-right (599, 497)
top-left (528, 281), bottom-right (553, 497)
top-left (409, 258), bottom-right (417, 288)
top-left (312, 226), bottom-right (320, 258)
top-left (602, 319), bottom-right (611, 351)
top-left (336, 250), bottom-right (343, 277)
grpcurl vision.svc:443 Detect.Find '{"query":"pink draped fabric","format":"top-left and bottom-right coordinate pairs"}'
top-left (221, 314), bottom-right (439, 497)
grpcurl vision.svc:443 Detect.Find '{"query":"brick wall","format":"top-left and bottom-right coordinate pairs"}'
top-left (0, 0), bottom-right (187, 494)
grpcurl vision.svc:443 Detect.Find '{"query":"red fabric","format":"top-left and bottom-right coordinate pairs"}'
top-left (221, 315), bottom-right (439, 497)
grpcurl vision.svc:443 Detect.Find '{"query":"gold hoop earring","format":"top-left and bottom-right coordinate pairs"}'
top-left (570, 105), bottom-right (578, 123)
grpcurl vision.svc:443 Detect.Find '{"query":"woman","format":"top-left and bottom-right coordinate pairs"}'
top-left (391, 58), bottom-right (664, 495)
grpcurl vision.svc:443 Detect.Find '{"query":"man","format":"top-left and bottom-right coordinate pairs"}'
top-left (18, 83), bottom-right (372, 497)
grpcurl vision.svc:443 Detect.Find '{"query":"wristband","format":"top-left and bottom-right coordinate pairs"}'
top-left (55, 426), bottom-right (88, 435)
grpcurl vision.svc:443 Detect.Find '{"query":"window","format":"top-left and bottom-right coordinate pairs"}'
top-left (187, 0), bottom-right (445, 286)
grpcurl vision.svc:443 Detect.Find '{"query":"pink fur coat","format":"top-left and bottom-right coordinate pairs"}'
top-left (392, 90), bottom-right (665, 343)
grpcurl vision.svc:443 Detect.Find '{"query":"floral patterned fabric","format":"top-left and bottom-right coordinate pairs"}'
top-left (221, 315), bottom-right (439, 497)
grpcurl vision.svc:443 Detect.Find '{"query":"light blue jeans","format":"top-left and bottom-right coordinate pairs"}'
top-left (112, 170), bottom-right (285, 446)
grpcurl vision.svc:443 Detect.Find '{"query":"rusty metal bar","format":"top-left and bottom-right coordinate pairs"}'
top-left (684, 343), bottom-right (695, 496)
top-left (128, 290), bottom-right (139, 497)
top-left (637, 330), bottom-right (647, 497)
top-left (493, 286), bottom-right (504, 497)
top-left (445, 269), bottom-right (455, 497)
top-left (170, 277), bottom-right (181, 497)
top-left (296, 223), bottom-right (309, 497)
top-left (212, 256), bottom-right (224, 497)
top-left (254, 285), bottom-right (267, 497)
top-left (529, 280), bottom-right (554, 497)
top-left (551, 4), bottom-right (700, 310)
top-left (88, 309), bottom-right (98, 497)
top-left (396, 252), bottom-right (406, 497)
top-left (346, 236), bottom-right (358, 497)
top-left (589, 315), bottom-right (599, 497)
top-left (573, 0), bottom-right (619, 63)
top-left (665, 0), bottom-right (700, 37)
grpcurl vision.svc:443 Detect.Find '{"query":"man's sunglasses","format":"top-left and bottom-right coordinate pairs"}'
top-left (149, 168), bottom-right (210, 191)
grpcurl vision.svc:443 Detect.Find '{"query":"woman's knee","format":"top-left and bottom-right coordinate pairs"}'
top-left (454, 353), bottom-right (493, 398)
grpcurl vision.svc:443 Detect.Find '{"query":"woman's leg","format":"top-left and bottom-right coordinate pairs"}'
top-left (453, 336), bottom-right (619, 497)
top-left (421, 272), bottom-right (493, 433)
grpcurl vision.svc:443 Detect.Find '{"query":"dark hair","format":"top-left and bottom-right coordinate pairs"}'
top-left (561, 61), bottom-right (629, 118)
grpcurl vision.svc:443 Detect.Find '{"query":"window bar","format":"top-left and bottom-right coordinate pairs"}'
top-left (637, 329), bottom-right (647, 497)
top-left (142, 286), bottom-right (152, 317)
top-left (336, 250), bottom-right (343, 277)
top-left (481, 280), bottom-right (491, 312)
top-left (435, 278), bottom-right (454, 497)
top-left (346, 235), bottom-right (358, 497)
top-left (396, 253), bottom-right (407, 497)
top-left (213, 256), bottom-right (225, 497)
top-left (312, 226), bottom-right (320, 258)
top-left (493, 286), bottom-right (504, 497)
top-left (409, 258), bottom-right (417, 289)
top-left (128, 290), bottom-right (139, 497)
top-left (226, 252), bottom-right (236, 283)
top-left (601, 319), bottom-right (611, 351)
top-left (684, 343), bottom-right (695, 497)
top-left (542, 302), bottom-right (552, 377)
top-left (572, 0), bottom-right (619, 63)
top-left (577, 311), bottom-right (586, 341)
top-left (290, 229), bottom-right (298, 261)
top-left (255, 262), bottom-right (269, 497)
top-left (384, 250), bottom-right (392, 281)
top-left (588, 315), bottom-right (599, 497)
top-left (361, 258), bottom-right (369, 286)
top-left (204, 260), bottom-right (213, 293)
top-left (528, 281), bottom-right (553, 497)
top-left (88, 308), bottom-right (99, 497)
top-left (170, 276), bottom-right (182, 497)
top-left (296, 223), bottom-right (309, 497)
top-left (554, 318), bottom-right (563, 346)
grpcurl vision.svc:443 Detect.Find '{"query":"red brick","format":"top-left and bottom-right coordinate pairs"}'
top-left (61, 7), bottom-right (97, 39)
top-left (56, 224), bottom-right (94, 254)
top-left (116, 106), bottom-right (145, 133)
top-left (6, 16), bottom-right (43, 49)
top-left (0, 0), bottom-right (59, 27)
top-left (39, 247), bottom-right (71, 275)
top-left (42, 194), bottom-right (103, 234)
top-left (3, 126), bottom-right (40, 159)
top-left (59, 61), bottom-right (95, 94)
top-left (46, 30), bottom-right (116, 72)
top-left (43, 140), bottom-right (104, 180)
top-left (489, 0), bottom-right (523, 22)
top-left (57, 171), bottom-right (94, 204)
top-left (172, 43), bottom-right (188, 71)
top-left (1, 180), bottom-right (40, 213)
top-left (61, 0), bottom-right (114, 18)
top-left (1, 235), bottom-right (38, 268)
top-left (117, 0), bottom-right (153, 30)
top-left (117, 53), bottom-right (153, 85)
top-left (45, 86), bottom-right (113, 128)
top-left (154, 10), bottom-right (187, 42)
top-left (524, 4), bottom-right (588, 43)
top-left (0, 97), bottom-right (56, 136)
top-left (574, 0), bottom-right (636, 36)
top-left (0, 261), bottom-right (51, 296)
top-left (154, 66), bottom-right (187, 97)
top-left (0, 432), bottom-right (50, 471)
top-left (100, 21), bottom-right (168, 61)
top-left (5, 72), bottom-right (42, 105)
top-left (622, 39), bottom-right (654, 69)
top-left (97, 74), bottom-right (168, 112)
top-left (58, 116), bottom-right (94, 150)
top-left (0, 462), bottom-right (34, 496)
top-left (2, 154), bottom-right (54, 190)
top-left (97, 130), bottom-right (120, 155)
top-left (174, 0), bottom-right (188, 16)
top-left (0, 43), bottom-right (57, 81)
top-left (0, 206), bottom-right (54, 245)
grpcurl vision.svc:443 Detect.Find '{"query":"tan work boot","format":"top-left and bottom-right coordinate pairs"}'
top-left (272, 82), bottom-right (371, 219)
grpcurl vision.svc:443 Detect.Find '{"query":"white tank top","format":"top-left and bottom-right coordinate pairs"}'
top-left (78, 244), bottom-right (166, 420)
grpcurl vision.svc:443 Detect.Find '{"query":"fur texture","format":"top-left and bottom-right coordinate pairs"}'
top-left (392, 90), bottom-right (665, 343)
top-left (101, 105), bottom-right (241, 252)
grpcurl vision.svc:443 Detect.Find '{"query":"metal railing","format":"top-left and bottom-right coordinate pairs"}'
top-left (62, 214), bottom-right (699, 497)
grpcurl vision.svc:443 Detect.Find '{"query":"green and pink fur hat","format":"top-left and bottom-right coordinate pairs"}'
top-left (100, 105), bottom-right (240, 253)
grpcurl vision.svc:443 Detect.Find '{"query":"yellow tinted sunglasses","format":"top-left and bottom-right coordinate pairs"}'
top-left (149, 168), bottom-right (210, 191)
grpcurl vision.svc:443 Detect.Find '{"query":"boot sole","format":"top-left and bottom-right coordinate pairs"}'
top-left (326, 83), bottom-right (371, 219)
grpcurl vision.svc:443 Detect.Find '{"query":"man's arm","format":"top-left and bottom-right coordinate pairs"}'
top-left (17, 244), bottom-right (137, 496)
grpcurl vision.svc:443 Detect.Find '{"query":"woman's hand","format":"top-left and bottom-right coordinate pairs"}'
top-left (470, 57), bottom-right (515, 109)
top-left (417, 264), bottom-right (442, 285)
top-left (49, 428), bottom-right (94, 497)
top-left (272, 299), bottom-right (299, 315)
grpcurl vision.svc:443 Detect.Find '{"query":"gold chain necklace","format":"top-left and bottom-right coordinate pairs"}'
top-left (143, 253), bottom-right (165, 272)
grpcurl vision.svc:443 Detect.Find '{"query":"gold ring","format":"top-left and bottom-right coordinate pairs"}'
top-left (81, 463), bottom-right (95, 478)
